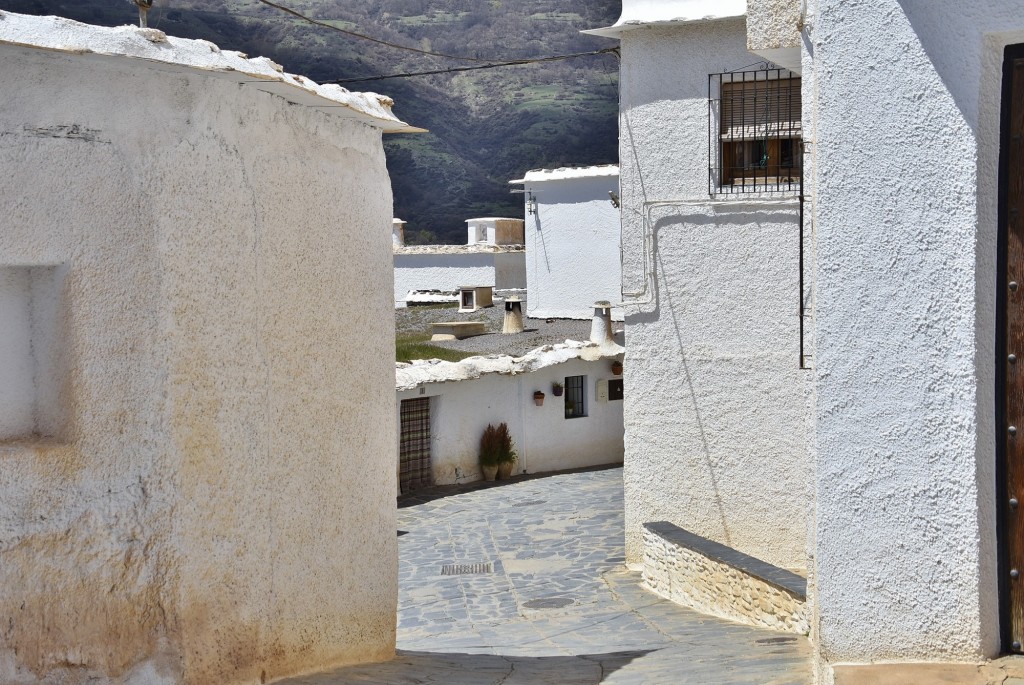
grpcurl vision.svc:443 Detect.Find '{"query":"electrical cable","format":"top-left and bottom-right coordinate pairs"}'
top-left (256, 0), bottom-right (491, 62)
top-left (327, 48), bottom-right (620, 85)
top-left (256, 0), bottom-right (620, 79)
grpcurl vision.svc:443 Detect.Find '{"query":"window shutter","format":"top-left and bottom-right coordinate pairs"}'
top-left (720, 78), bottom-right (801, 140)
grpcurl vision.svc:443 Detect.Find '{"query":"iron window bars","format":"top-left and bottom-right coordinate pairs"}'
top-left (709, 67), bottom-right (802, 194)
top-left (564, 375), bottom-right (586, 419)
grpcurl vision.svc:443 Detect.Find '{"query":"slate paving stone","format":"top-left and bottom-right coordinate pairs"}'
top-left (279, 467), bottom-right (811, 684)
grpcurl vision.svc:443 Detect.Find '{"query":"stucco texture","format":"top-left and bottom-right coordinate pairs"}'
top-left (393, 252), bottom-right (498, 305)
top-left (808, 0), bottom-right (1024, 667)
top-left (0, 45), bottom-right (397, 684)
top-left (618, 19), bottom-right (812, 573)
top-left (524, 175), bottom-right (623, 321)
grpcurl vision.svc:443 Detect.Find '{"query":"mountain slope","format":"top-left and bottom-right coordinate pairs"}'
top-left (0, 0), bottom-right (621, 243)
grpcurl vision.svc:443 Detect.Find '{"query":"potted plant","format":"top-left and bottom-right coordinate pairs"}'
top-left (552, 381), bottom-right (564, 397)
top-left (611, 360), bottom-right (623, 375)
top-left (494, 422), bottom-right (518, 480)
top-left (478, 423), bottom-right (501, 481)
top-left (533, 390), bottom-right (545, 406)
top-left (479, 422), bottom-right (518, 481)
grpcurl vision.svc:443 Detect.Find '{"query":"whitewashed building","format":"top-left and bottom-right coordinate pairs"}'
top-left (588, 5), bottom-right (810, 573)
top-left (589, 0), bottom-right (1024, 681)
top-left (465, 217), bottom-right (525, 246)
top-left (510, 166), bottom-right (623, 321)
top-left (393, 218), bottom-right (526, 307)
top-left (393, 245), bottom-right (526, 306)
top-left (0, 13), bottom-right (416, 685)
top-left (395, 342), bottom-right (625, 492)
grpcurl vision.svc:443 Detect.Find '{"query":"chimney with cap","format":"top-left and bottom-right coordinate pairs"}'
top-left (503, 296), bottom-right (524, 334)
top-left (590, 300), bottom-right (614, 347)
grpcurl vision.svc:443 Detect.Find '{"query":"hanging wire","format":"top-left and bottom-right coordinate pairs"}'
top-left (256, 0), bottom-right (620, 78)
top-left (256, 0), bottom-right (491, 62)
top-left (327, 48), bottom-right (620, 85)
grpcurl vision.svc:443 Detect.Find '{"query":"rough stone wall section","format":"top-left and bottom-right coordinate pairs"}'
top-left (746, 0), bottom-right (801, 52)
top-left (642, 525), bottom-right (809, 635)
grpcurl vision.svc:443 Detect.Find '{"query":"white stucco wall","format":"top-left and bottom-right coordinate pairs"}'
top-left (0, 19), bottom-right (399, 685)
top-left (397, 353), bottom-right (624, 485)
top-left (393, 252), bottom-right (497, 304)
top-left (585, 0), bottom-right (746, 37)
top-left (617, 18), bottom-right (812, 573)
top-left (521, 171), bottom-right (623, 321)
top-left (808, 0), bottom-right (1024, 669)
top-left (494, 252), bottom-right (527, 291)
top-left (393, 249), bottom-right (525, 304)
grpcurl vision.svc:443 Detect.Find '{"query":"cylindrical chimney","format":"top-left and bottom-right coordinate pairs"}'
top-left (590, 300), bottom-right (613, 346)
top-left (503, 297), bottom-right (524, 335)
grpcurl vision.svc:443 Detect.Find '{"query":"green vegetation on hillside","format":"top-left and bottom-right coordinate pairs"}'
top-left (1, 0), bottom-right (621, 243)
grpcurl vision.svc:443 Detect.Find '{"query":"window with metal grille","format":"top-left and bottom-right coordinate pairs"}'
top-left (564, 375), bottom-right (586, 419)
top-left (709, 67), bottom-right (802, 194)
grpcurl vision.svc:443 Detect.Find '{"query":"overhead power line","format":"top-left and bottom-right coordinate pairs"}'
top-left (255, 0), bottom-right (490, 62)
top-left (328, 48), bottom-right (620, 85)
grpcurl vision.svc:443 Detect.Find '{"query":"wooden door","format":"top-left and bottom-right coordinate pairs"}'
top-left (399, 398), bottom-right (433, 494)
top-left (1000, 45), bottom-right (1024, 653)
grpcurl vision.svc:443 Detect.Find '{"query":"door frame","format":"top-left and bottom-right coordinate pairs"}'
top-left (997, 41), bottom-right (1024, 654)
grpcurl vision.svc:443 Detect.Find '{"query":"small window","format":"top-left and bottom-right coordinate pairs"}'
top-left (564, 375), bottom-right (587, 419)
top-left (709, 68), bottom-right (802, 194)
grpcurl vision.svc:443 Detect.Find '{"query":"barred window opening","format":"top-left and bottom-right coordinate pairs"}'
top-left (564, 375), bottom-right (587, 419)
top-left (709, 67), bottom-right (802, 194)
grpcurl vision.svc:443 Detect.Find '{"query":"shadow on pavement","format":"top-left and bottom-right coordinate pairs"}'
top-left (398, 462), bottom-right (623, 509)
top-left (282, 648), bottom-right (656, 684)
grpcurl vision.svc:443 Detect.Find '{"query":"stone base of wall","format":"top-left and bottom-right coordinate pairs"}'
top-left (642, 522), bottom-right (809, 634)
top-left (831, 659), bottom-right (1024, 685)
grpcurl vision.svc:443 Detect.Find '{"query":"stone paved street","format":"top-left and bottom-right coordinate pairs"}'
top-left (281, 467), bottom-right (812, 684)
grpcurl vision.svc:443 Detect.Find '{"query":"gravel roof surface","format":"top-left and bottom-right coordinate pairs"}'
top-left (395, 299), bottom-right (623, 357)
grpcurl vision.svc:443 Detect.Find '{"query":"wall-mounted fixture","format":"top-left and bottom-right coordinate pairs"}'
top-left (609, 191), bottom-right (620, 208)
top-left (526, 192), bottom-right (537, 215)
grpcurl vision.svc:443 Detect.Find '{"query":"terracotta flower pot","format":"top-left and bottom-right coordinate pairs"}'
top-left (533, 392), bottom-right (545, 406)
top-left (611, 361), bottom-right (623, 375)
top-left (497, 461), bottom-right (514, 480)
top-left (481, 464), bottom-right (498, 481)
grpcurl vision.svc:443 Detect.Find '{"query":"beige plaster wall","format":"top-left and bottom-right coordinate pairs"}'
top-left (0, 45), bottom-right (397, 685)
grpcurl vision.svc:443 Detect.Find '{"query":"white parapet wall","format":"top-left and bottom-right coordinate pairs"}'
top-left (0, 12), bottom-right (407, 685)
top-left (396, 341), bottom-right (625, 485)
top-left (393, 245), bottom-right (525, 307)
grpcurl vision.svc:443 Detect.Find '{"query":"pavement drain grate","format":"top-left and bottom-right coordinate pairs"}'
top-left (756, 636), bottom-right (798, 645)
top-left (513, 499), bottom-right (547, 507)
top-left (440, 563), bottom-right (493, 575)
top-left (523, 597), bottom-right (574, 609)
